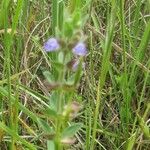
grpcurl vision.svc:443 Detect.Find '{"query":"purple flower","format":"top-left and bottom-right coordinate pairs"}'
top-left (72, 42), bottom-right (87, 56)
top-left (44, 38), bottom-right (60, 52)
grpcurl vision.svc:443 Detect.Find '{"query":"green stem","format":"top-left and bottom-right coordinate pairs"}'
top-left (119, 0), bottom-right (129, 135)
top-left (91, 2), bottom-right (116, 149)
top-left (55, 53), bottom-right (66, 150)
top-left (52, 0), bottom-right (58, 35)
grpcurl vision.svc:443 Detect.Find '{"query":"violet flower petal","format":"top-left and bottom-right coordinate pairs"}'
top-left (44, 38), bottom-right (60, 52)
top-left (72, 42), bottom-right (87, 56)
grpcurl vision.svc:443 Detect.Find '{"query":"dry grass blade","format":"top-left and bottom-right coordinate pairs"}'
top-left (88, 24), bottom-right (150, 73)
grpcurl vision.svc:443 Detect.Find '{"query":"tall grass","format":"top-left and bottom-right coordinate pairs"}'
top-left (0, 0), bottom-right (150, 150)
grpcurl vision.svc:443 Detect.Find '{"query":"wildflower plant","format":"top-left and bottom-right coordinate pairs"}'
top-left (41, 2), bottom-right (88, 149)
top-left (0, 0), bottom-right (149, 149)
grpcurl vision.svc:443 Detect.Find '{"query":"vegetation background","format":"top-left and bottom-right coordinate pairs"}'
top-left (0, 0), bottom-right (150, 149)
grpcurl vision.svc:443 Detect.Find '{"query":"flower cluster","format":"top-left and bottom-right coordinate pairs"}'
top-left (43, 38), bottom-right (87, 71)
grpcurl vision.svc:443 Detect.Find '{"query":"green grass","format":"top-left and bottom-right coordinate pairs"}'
top-left (0, 0), bottom-right (150, 149)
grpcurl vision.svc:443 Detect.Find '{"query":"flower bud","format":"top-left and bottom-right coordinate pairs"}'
top-left (63, 101), bottom-right (82, 119)
top-left (67, 59), bottom-right (85, 71)
top-left (61, 137), bottom-right (76, 145)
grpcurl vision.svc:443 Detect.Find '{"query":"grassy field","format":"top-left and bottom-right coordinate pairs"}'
top-left (0, 0), bottom-right (150, 149)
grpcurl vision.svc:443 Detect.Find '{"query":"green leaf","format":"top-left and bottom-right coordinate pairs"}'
top-left (126, 132), bottom-right (137, 150)
top-left (49, 91), bottom-right (59, 111)
top-left (137, 114), bottom-right (150, 139)
top-left (74, 61), bottom-right (83, 86)
top-left (64, 21), bottom-right (73, 37)
top-left (58, 51), bottom-right (64, 64)
top-left (66, 74), bottom-right (76, 85)
top-left (72, 11), bottom-right (81, 28)
top-left (37, 119), bottom-right (54, 134)
top-left (61, 123), bottom-right (83, 139)
top-left (19, 84), bottom-right (49, 107)
top-left (47, 140), bottom-right (55, 150)
top-left (0, 0), bottom-right (11, 29)
top-left (52, 0), bottom-right (58, 35)
top-left (43, 71), bottom-right (55, 83)
top-left (52, 61), bottom-right (64, 71)
top-left (43, 107), bottom-right (58, 118)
